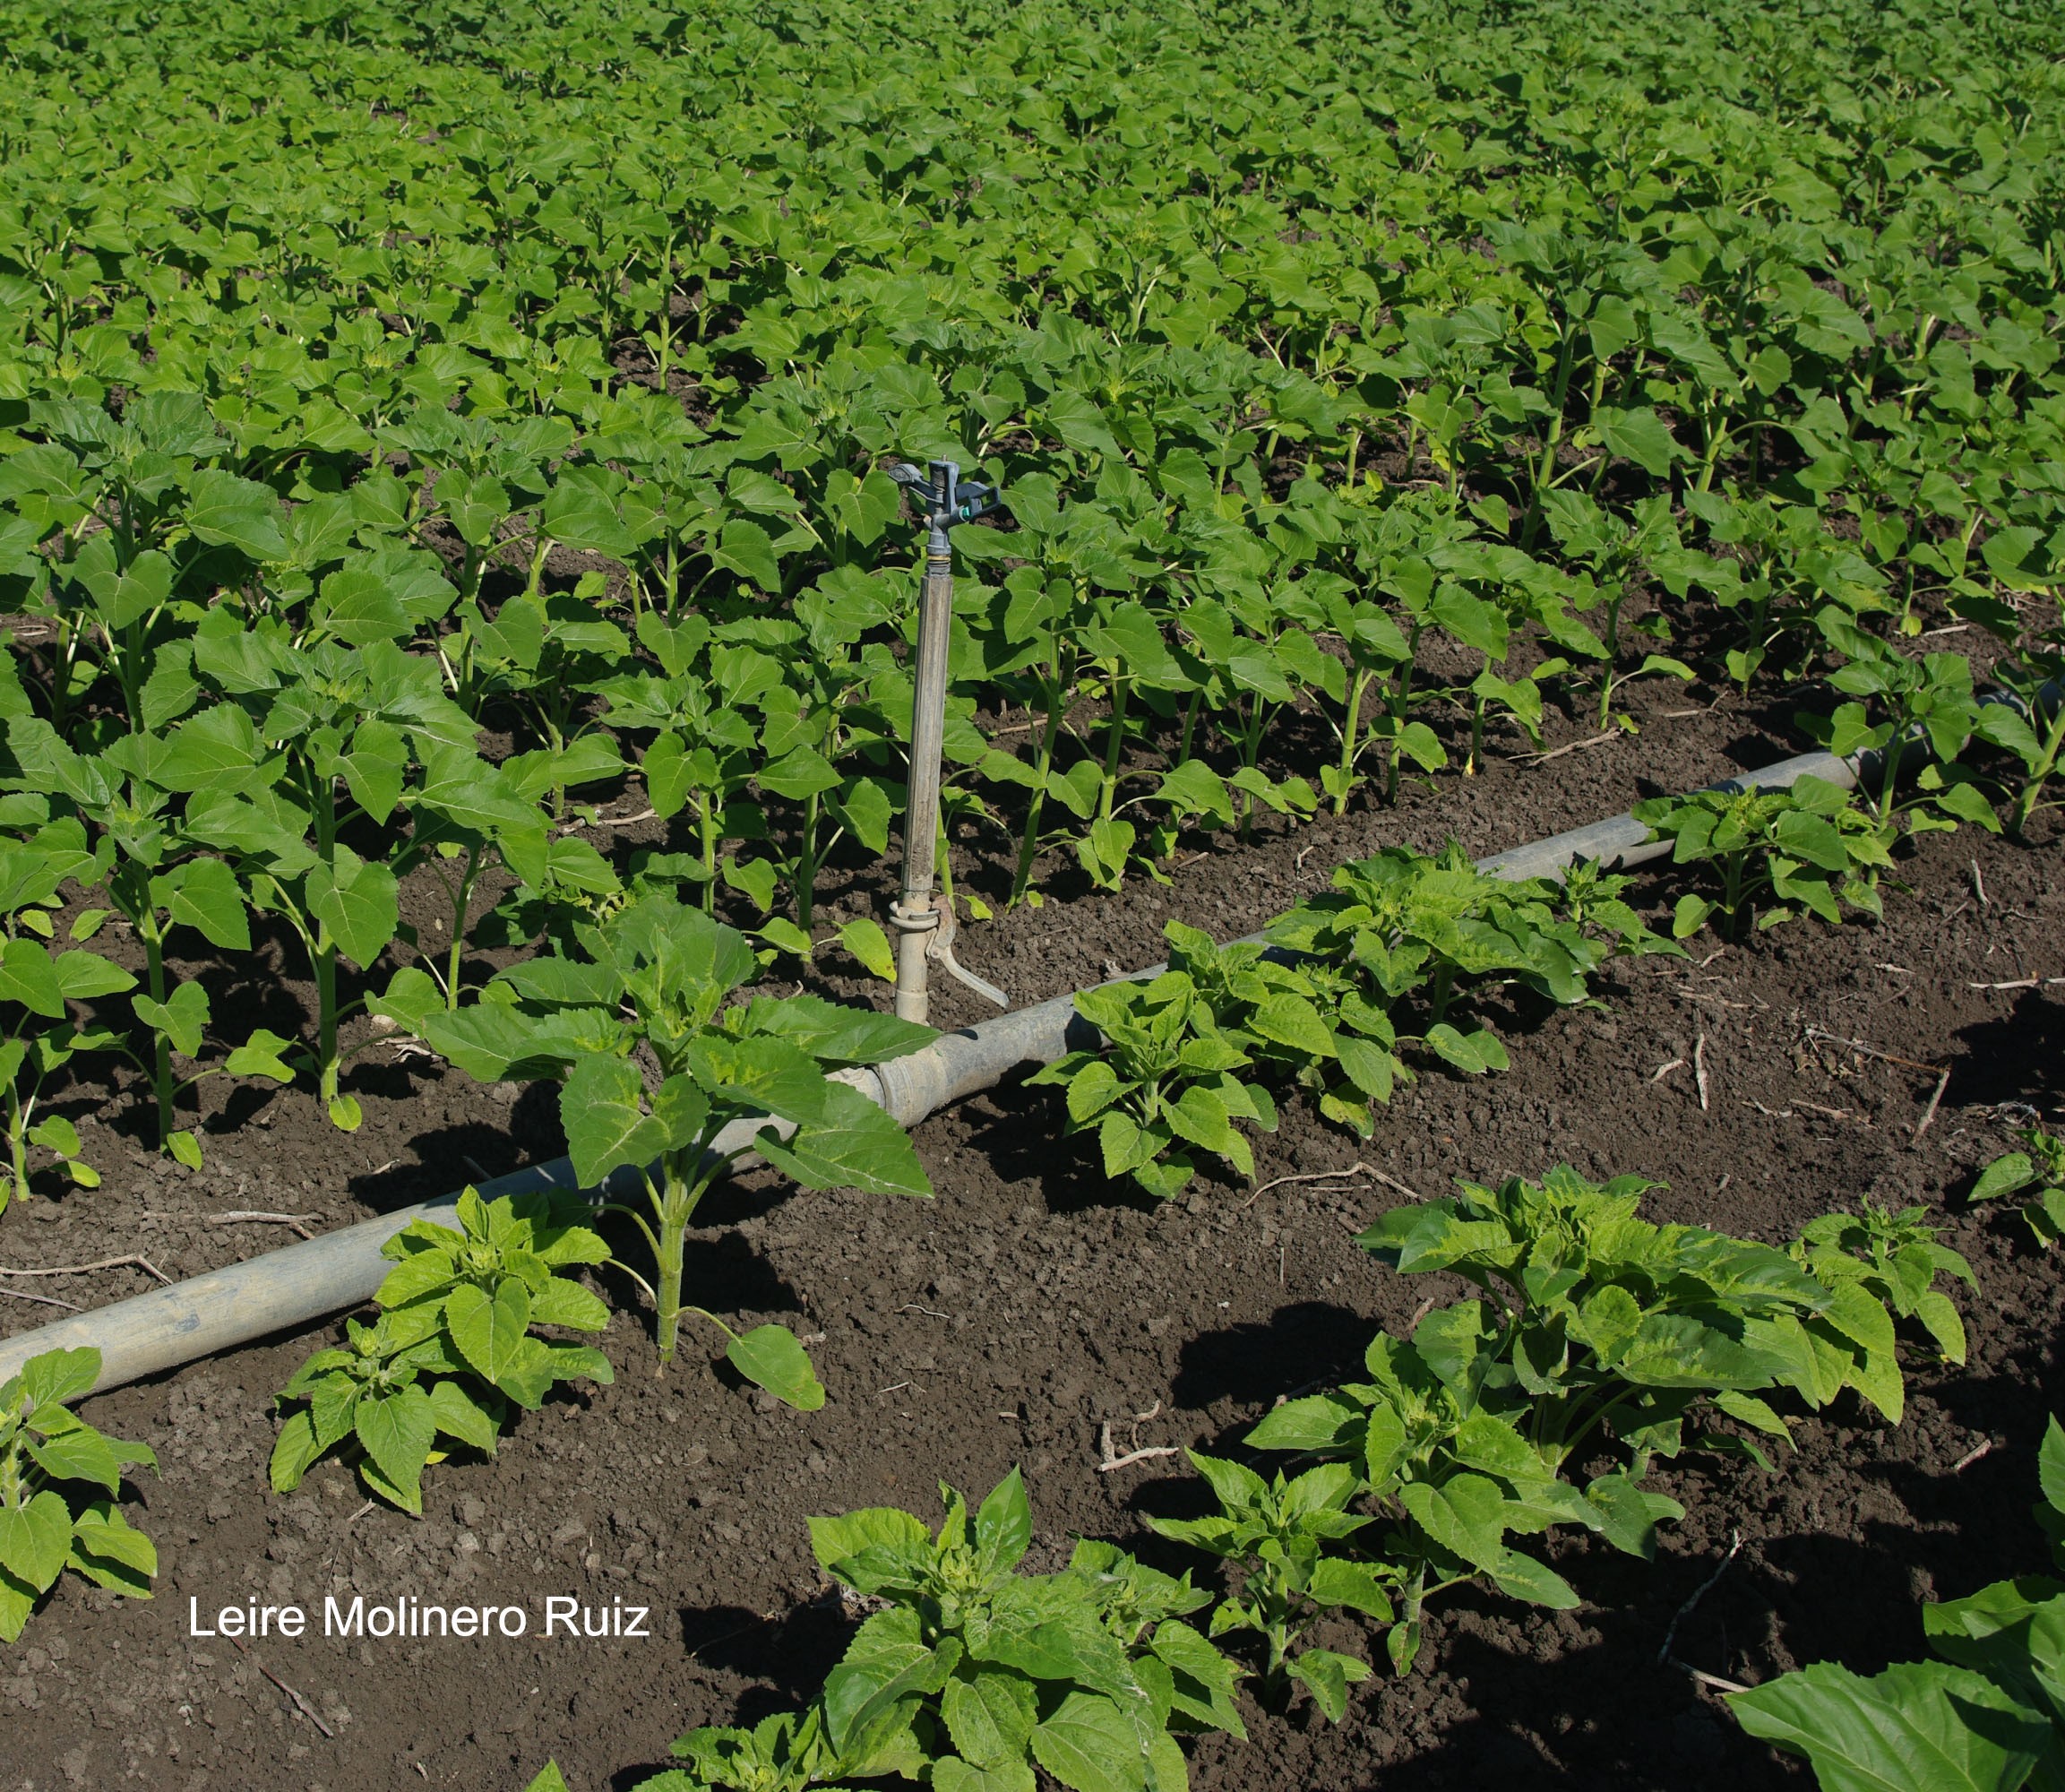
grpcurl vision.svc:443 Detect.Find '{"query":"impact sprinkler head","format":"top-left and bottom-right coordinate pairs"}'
top-left (883, 459), bottom-right (1002, 530)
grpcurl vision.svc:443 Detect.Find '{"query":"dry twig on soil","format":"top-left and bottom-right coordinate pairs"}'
top-left (0, 1254), bottom-right (171, 1285)
top-left (1098, 1401), bottom-right (1179, 1472)
top-left (0, 1286), bottom-right (80, 1311)
top-left (210, 1210), bottom-right (323, 1240)
top-left (1241, 1161), bottom-right (1376, 1207)
top-left (1658, 1529), bottom-right (1748, 1694)
top-left (228, 1637), bottom-right (335, 1737)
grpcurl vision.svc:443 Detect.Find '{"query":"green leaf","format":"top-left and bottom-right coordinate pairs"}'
top-left (445, 1279), bottom-right (534, 1389)
top-left (1028, 1692), bottom-right (1148, 1792)
top-left (738, 993), bottom-right (936, 1065)
top-left (23, 1418), bottom-right (129, 1493)
top-left (809, 1508), bottom-right (934, 1582)
top-left (1972, 1153), bottom-right (2037, 1202)
top-left (168, 857), bottom-right (250, 952)
top-left (224, 1028), bottom-right (297, 1083)
top-left (0, 1490), bottom-right (74, 1593)
top-left (20, 1348), bottom-right (99, 1407)
top-left (837, 917), bottom-right (897, 984)
top-left (2040, 1417), bottom-right (2065, 1523)
top-left (185, 469), bottom-right (288, 561)
top-left (1065, 1059), bottom-right (1124, 1124)
top-left (976, 1468), bottom-right (1033, 1576)
top-left (67, 1503), bottom-right (157, 1594)
top-left (1398, 1473), bottom-right (1510, 1572)
top-left (353, 1385), bottom-right (437, 1507)
top-left (1593, 406), bottom-right (1680, 476)
top-left (427, 1378), bottom-right (502, 1454)
top-left (1728, 1659), bottom-right (2051, 1792)
top-left (307, 843), bottom-right (399, 969)
top-left (0, 936), bottom-right (65, 1017)
top-left (1584, 1473), bottom-right (1684, 1561)
top-left (942, 1667), bottom-right (1040, 1768)
top-left (269, 1408), bottom-right (325, 1494)
top-left (822, 1607), bottom-right (958, 1753)
top-left (135, 979), bottom-right (209, 1056)
top-left (726, 1323), bottom-right (826, 1411)
top-left (1308, 1557), bottom-right (1395, 1621)
top-left (559, 1052), bottom-right (667, 1185)
top-left (1285, 1648), bottom-right (1372, 1723)
top-left (528, 1275), bottom-right (609, 1331)
top-left (27, 1114), bottom-right (80, 1159)
top-left (1150, 1620), bottom-right (1248, 1738)
top-left (755, 1081), bottom-right (933, 1198)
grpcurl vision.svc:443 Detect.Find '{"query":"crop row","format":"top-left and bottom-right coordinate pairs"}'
top-left (7, 1152), bottom-right (2009, 1788)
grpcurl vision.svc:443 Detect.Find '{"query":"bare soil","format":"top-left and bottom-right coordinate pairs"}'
top-left (2, 674), bottom-right (2061, 1792)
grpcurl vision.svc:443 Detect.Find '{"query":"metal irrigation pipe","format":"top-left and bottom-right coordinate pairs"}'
top-left (2, 684), bottom-right (2054, 1397)
top-left (883, 459), bottom-right (1008, 1025)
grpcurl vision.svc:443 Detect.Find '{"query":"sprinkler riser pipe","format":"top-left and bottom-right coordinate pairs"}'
top-left (894, 528), bottom-right (956, 1025)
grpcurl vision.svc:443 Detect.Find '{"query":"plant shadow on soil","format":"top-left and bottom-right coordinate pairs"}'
top-left (1949, 988), bottom-right (2065, 1114)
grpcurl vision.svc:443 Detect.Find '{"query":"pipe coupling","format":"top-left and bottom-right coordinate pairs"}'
top-left (888, 899), bottom-right (942, 935)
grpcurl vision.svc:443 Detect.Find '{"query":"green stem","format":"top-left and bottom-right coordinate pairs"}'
top-left (695, 789), bottom-right (718, 912)
top-left (650, 1150), bottom-right (716, 1368)
top-left (2011, 701), bottom-right (2065, 835)
top-left (1010, 686), bottom-right (1067, 908)
top-left (1097, 675), bottom-right (1131, 823)
top-left (142, 919), bottom-right (173, 1148)
top-left (1336, 666), bottom-right (1373, 816)
top-left (1520, 329), bottom-right (1581, 550)
top-left (1384, 643), bottom-right (1420, 806)
top-left (444, 846), bottom-right (481, 1012)
top-left (314, 945), bottom-right (340, 1107)
top-left (1176, 687), bottom-right (1202, 767)
top-left (5, 1091), bottom-right (26, 1213)
top-left (795, 788), bottom-right (821, 930)
top-left (310, 779), bottom-right (342, 1115)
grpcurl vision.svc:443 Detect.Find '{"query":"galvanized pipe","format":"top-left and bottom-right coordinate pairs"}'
top-left (891, 478), bottom-right (958, 1025)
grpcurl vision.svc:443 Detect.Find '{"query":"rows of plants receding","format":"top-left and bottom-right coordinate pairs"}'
top-left (0, 0), bottom-right (2061, 1782)
top-left (0, 0), bottom-right (2060, 1197)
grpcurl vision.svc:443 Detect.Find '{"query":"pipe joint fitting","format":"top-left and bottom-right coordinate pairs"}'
top-left (888, 899), bottom-right (942, 935)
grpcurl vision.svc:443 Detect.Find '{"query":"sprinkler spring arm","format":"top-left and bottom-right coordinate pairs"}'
top-left (884, 460), bottom-right (1009, 1024)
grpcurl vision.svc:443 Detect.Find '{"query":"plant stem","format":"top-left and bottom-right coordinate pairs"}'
top-left (794, 788), bottom-right (820, 930)
top-left (695, 789), bottom-right (718, 911)
top-left (141, 919), bottom-right (174, 1148)
top-left (1097, 675), bottom-right (1130, 823)
top-left (1384, 646), bottom-right (1419, 806)
top-left (4, 1094), bottom-right (26, 1213)
top-left (1520, 327), bottom-right (1581, 550)
top-left (2011, 700), bottom-right (2065, 835)
top-left (649, 1148), bottom-right (714, 1367)
top-left (443, 846), bottom-right (481, 1011)
top-left (1336, 667), bottom-right (1372, 816)
top-left (1010, 690), bottom-right (1066, 908)
top-left (314, 944), bottom-right (340, 1108)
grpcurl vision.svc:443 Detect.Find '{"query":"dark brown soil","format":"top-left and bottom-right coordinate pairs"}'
top-left (3, 676), bottom-right (2061, 1792)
